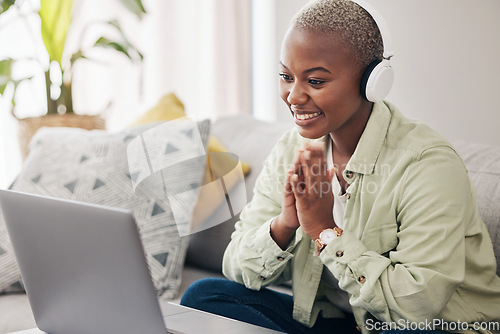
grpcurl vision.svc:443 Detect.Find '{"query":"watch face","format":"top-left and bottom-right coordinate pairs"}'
top-left (320, 229), bottom-right (337, 244)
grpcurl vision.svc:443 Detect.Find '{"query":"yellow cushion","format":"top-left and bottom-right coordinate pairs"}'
top-left (129, 92), bottom-right (250, 174)
top-left (207, 136), bottom-right (250, 175)
top-left (129, 93), bottom-right (186, 126)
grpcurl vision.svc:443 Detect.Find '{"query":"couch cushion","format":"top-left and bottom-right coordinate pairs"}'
top-left (452, 139), bottom-right (500, 275)
top-left (185, 116), bottom-right (293, 273)
top-left (0, 119), bottom-right (210, 299)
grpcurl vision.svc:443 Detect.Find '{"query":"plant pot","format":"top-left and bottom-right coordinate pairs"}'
top-left (17, 114), bottom-right (106, 160)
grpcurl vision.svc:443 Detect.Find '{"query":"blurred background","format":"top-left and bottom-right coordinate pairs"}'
top-left (1, 0), bottom-right (499, 188)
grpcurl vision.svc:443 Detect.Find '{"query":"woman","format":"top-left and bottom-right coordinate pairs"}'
top-left (181, 1), bottom-right (500, 333)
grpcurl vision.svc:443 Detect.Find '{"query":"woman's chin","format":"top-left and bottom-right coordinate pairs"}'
top-left (296, 127), bottom-right (325, 140)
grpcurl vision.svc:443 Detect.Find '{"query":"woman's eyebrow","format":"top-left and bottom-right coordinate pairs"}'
top-left (304, 67), bottom-right (332, 74)
top-left (279, 62), bottom-right (332, 74)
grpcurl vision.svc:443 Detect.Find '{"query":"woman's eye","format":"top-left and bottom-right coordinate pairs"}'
top-left (308, 78), bottom-right (325, 86)
top-left (279, 73), bottom-right (292, 81)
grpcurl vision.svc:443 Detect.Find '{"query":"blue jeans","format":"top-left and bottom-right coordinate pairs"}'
top-left (180, 278), bottom-right (450, 334)
top-left (180, 277), bottom-right (356, 333)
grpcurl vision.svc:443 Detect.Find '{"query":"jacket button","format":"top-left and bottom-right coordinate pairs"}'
top-left (259, 275), bottom-right (266, 281)
top-left (335, 250), bottom-right (344, 257)
top-left (277, 256), bottom-right (285, 261)
top-left (346, 193), bottom-right (351, 199)
top-left (345, 170), bottom-right (354, 179)
top-left (358, 275), bottom-right (366, 283)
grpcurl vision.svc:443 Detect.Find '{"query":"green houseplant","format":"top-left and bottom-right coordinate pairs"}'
top-left (0, 0), bottom-right (146, 157)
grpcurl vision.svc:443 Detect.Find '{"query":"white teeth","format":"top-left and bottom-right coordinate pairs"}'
top-left (295, 112), bottom-right (321, 120)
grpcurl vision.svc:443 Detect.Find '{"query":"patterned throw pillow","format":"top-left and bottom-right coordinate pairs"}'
top-left (0, 119), bottom-right (210, 300)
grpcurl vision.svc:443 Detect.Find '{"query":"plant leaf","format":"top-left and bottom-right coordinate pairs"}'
top-left (69, 49), bottom-right (86, 66)
top-left (0, 58), bottom-right (33, 108)
top-left (0, 59), bottom-right (14, 95)
top-left (117, 0), bottom-right (146, 19)
top-left (0, 0), bottom-right (16, 14)
top-left (92, 20), bottom-right (143, 61)
top-left (105, 20), bottom-right (143, 60)
top-left (39, 0), bottom-right (73, 63)
top-left (94, 37), bottom-right (133, 60)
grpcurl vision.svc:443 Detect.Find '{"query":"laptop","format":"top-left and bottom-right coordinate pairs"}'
top-left (0, 190), bottom-right (281, 334)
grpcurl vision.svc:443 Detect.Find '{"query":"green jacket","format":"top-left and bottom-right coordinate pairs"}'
top-left (222, 101), bottom-right (500, 334)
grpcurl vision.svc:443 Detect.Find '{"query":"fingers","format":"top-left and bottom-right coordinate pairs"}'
top-left (289, 140), bottom-right (336, 199)
top-left (282, 168), bottom-right (298, 210)
top-left (290, 172), bottom-right (305, 197)
top-left (290, 151), bottom-right (305, 195)
top-left (292, 148), bottom-right (302, 175)
top-left (299, 143), bottom-right (329, 196)
top-left (284, 168), bottom-right (294, 195)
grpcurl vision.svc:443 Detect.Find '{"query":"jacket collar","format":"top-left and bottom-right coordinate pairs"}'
top-left (343, 101), bottom-right (392, 177)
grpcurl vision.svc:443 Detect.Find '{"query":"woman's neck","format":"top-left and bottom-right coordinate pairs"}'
top-left (330, 101), bottom-right (373, 159)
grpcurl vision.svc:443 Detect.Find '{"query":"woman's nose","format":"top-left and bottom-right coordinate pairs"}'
top-left (287, 82), bottom-right (308, 105)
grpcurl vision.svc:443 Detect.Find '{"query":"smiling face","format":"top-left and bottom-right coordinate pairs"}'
top-left (279, 26), bottom-right (373, 140)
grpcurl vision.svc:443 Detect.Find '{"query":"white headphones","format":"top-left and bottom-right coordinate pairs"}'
top-left (350, 0), bottom-right (395, 102)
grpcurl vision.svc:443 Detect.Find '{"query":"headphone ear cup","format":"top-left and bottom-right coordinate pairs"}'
top-left (360, 60), bottom-right (381, 101)
top-left (360, 59), bottom-right (394, 102)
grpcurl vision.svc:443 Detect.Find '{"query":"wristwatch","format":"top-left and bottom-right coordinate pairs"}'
top-left (314, 227), bottom-right (343, 256)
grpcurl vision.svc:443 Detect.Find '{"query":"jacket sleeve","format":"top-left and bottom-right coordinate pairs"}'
top-left (320, 145), bottom-right (473, 322)
top-left (222, 130), bottom-right (303, 290)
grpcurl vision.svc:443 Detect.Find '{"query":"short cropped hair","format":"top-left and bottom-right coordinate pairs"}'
top-left (291, 0), bottom-right (384, 69)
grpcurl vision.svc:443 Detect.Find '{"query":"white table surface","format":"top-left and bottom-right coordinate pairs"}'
top-left (8, 302), bottom-right (283, 334)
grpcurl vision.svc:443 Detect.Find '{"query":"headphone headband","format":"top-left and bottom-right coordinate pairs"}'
top-left (349, 0), bottom-right (394, 60)
top-left (347, 0), bottom-right (395, 102)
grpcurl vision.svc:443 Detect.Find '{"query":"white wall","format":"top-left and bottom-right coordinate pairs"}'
top-left (257, 0), bottom-right (500, 147)
top-left (252, 0), bottom-right (307, 122)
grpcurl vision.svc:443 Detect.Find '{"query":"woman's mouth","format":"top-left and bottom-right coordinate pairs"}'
top-left (295, 112), bottom-right (322, 120)
top-left (293, 111), bottom-right (324, 125)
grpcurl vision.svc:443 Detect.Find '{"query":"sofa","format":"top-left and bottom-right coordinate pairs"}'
top-left (0, 115), bottom-right (499, 333)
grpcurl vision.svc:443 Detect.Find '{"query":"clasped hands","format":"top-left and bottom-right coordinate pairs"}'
top-left (271, 141), bottom-right (338, 249)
